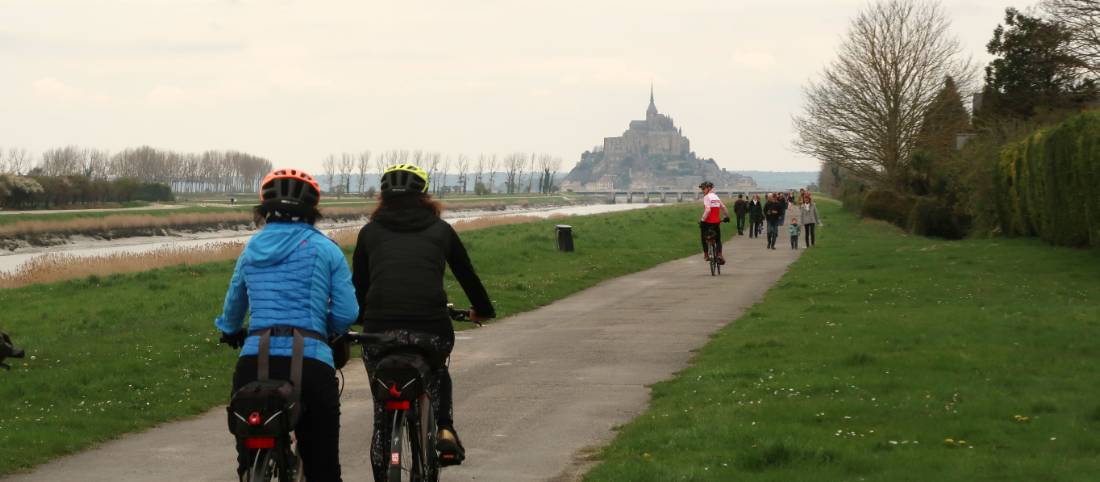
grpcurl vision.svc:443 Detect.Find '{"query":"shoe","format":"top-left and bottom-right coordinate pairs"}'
top-left (437, 426), bottom-right (466, 466)
top-left (703, 253), bottom-right (710, 261)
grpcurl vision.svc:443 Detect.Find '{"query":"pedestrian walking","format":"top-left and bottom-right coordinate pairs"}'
top-left (764, 193), bottom-right (783, 250)
top-left (733, 194), bottom-right (748, 236)
top-left (777, 192), bottom-right (789, 226)
top-left (800, 193), bottom-right (820, 247)
top-left (789, 218), bottom-right (800, 249)
top-left (748, 194), bottom-right (763, 239)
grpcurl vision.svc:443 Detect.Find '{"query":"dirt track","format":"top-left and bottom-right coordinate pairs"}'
top-left (2, 233), bottom-right (800, 481)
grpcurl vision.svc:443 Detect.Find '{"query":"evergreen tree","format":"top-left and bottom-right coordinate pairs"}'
top-left (982, 8), bottom-right (1097, 119)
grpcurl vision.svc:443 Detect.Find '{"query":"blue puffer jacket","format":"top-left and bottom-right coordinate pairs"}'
top-left (215, 221), bottom-right (358, 368)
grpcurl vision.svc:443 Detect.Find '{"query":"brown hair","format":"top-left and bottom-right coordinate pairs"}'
top-left (369, 192), bottom-right (442, 222)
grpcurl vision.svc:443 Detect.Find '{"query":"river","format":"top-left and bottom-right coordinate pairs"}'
top-left (0, 203), bottom-right (660, 274)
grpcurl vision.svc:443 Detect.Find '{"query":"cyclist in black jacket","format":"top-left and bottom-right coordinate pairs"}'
top-left (352, 163), bottom-right (495, 480)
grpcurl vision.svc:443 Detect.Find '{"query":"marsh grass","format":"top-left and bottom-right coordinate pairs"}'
top-left (0, 204), bottom-right (699, 475)
top-left (584, 200), bottom-right (1100, 481)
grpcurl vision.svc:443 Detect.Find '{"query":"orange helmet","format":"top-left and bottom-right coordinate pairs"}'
top-left (259, 168), bottom-right (321, 207)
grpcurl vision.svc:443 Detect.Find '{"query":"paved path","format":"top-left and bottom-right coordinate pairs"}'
top-left (2, 234), bottom-right (800, 482)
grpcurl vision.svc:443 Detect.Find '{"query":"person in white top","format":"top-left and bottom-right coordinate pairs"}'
top-left (697, 181), bottom-right (731, 264)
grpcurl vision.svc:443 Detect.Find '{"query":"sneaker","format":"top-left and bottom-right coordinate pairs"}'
top-left (437, 426), bottom-right (466, 467)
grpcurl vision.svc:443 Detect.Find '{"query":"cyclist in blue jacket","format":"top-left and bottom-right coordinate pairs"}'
top-left (216, 167), bottom-right (358, 482)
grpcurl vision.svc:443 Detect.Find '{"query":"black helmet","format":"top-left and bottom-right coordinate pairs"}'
top-left (698, 181), bottom-right (714, 189)
top-left (380, 164), bottom-right (430, 195)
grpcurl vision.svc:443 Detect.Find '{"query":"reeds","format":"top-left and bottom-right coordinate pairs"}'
top-left (0, 213), bottom-right (556, 289)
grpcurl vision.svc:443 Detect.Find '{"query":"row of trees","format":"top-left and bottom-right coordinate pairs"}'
top-left (800, 0), bottom-right (1099, 242)
top-left (318, 150), bottom-right (564, 197)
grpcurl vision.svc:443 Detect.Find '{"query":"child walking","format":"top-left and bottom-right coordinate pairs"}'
top-left (789, 219), bottom-right (800, 250)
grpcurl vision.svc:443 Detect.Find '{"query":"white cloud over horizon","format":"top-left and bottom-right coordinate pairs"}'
top-left (0, 0), bottom-right (1035, 175)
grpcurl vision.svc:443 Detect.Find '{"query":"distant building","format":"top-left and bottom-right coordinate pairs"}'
top-left (563, 88), bottom-right (755, 191)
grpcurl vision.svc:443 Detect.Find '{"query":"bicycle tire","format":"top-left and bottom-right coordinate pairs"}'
top-left (418, 393), bottom-right (439, 481)
top-left (245, 449), bottom-right (276, 482)
top-left (388, 411), bottom-right (408, 481)
top-left (708, 243), bottom-right (717, 276)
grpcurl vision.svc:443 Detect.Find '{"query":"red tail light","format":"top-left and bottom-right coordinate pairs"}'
top-left (385, 400), bottom-right (410, 410)
top-left (248, 411), bottom-right (262, 426)
top-left (388, 383), bottom-right (402, 397)
top-left (245, 437), bottom-right (276, 449)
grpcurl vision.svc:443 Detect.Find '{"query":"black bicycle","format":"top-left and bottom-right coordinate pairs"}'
top-left (703, 226), bottom-right (721, 276)
top-left (222, 328), bottom-right (315, 482)
top-left (348, 305), bottom-right (480, 482)
top-left (1, 331), bottom-right (25, 371)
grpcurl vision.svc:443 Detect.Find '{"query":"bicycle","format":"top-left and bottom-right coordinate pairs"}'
top-left (347, 305), bottom-right (481, 482)
top-left (703, 227), bottom-right (721, 276)
top-left (223, 327), bottom-right (323, 482)
top-left (1, 331), bottom-right (25, 371)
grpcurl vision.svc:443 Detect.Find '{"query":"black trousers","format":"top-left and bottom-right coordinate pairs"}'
top-left (766, 220), bottom-right (779, 248)
top-left (699, 222), bottom-right (723, 255)
top-left (749, 219), bottom-right (762, 238)
top-left (735, 214), bottom-right (746, 234)
top-left (804, 223), bottom-right (816, 247)
top-left (362, 329), bottom-right (455, 482)
top-left (790, 235), bottom-right (799, 249)
top-left (230, 355), bottom-right (342, 482)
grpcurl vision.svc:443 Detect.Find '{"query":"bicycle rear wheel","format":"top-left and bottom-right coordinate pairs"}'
top-left (708, 243), bottom-right (717, 276)
top-left (245, 449), bottom-right (275, 482)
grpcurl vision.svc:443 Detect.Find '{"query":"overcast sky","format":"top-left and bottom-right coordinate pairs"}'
top-left (0, 0), bottom-right (1037, 174)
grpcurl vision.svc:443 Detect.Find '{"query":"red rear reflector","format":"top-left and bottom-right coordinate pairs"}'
top-left (248, 412), bottom-right (262, 426)
top-left (385, 400), bottom-right (410, 410)
top-left (245, 437), bottom-right (276, 449)
top-left (390, 452), bottom-right (400, 465)
top-left (388, 383), bottom-right (402, 397)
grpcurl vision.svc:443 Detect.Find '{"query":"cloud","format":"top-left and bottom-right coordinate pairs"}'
top-left (731, 51), bottom-right (777, 73)
top-left (31, 77), bottom-right (109, 105)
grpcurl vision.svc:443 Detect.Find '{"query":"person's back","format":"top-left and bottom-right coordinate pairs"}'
top-left (216, 168), bottom-right (357, 481)
top-left (353, 163), bottom-right (494, 481)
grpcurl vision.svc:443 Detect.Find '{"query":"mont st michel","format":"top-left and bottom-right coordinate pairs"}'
top-left (562, 89), bottom-right (757, 191)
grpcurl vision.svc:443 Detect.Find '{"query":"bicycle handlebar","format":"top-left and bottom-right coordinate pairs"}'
top-left (346, 304), bottom-right (482, 346)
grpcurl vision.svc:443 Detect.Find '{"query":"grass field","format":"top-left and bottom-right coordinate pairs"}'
top-left (584, 199), bottom-right (1100, 481)
top-left (0, 203), bottom-right (698, 475)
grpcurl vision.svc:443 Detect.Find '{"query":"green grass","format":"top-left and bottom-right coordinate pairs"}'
top-left (584, 199), bottom-right (1100, 481)
top-left (0, 203), bottom-right (698, 475)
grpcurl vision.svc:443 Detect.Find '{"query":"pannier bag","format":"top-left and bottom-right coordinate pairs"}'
top-left (370, 351), bottom-right (433, 402)
top-left (226, 327), bottom-right (324, 439)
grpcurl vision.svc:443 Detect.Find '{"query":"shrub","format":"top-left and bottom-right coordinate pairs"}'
top-left (908, 196), bottom-right (965, 239)
top-left (861, 189), bottom-right (914, 228)
top-left (994, 111), bottom-right (1100, 247)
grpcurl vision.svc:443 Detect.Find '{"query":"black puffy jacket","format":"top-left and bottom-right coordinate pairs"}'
top-left (352, 206), bottom-right (495, 336)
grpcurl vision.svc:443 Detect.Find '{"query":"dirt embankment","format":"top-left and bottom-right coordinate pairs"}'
top-left (0, 199), bottom-right (579, 251)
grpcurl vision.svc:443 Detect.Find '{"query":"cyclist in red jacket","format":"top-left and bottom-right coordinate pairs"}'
top-left (698, 181), bottom-right (731, 264)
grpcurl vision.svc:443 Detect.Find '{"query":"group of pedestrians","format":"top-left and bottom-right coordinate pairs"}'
top-left (731, 189), bottom-right (820, 250)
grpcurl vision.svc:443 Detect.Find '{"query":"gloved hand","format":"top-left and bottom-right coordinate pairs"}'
top-left (219, 330), bottom-right (247, 349)
top-left (722, 216), bottom-right (731, 223)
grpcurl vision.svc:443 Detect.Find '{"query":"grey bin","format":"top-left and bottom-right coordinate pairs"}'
top-left (555, 224), bottom-right (574, 252)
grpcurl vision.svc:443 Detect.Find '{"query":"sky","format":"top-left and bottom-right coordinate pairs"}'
top-left (0, 0), bottom-right (1038, 174)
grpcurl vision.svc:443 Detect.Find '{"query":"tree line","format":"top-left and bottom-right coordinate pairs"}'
top-left (0, 145), bottom-right (272, 209)
top-left (798, 0), bottom-right (1099, 243)
top-left (318, 150), bottom-right (564, 198)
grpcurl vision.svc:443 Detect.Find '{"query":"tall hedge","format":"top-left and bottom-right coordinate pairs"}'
top-left (995, 111), bottom-right (1100, 247)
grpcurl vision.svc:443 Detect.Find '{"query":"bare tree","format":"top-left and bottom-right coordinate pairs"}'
top-left (437, 155), bottom-right (451, 198)
top-left (537, 154), bottom-right (560, 193)
top-left (1043, 0), bottom-right (1100, 75)
top-left (486, 154), bottom-right (499, 194)
top-left (338, 153), bottom-right (355, 198)
top-left (357, 150), bottom-right (371, 194)
top-left (456, 154), bottom-right (470, 194)
top-left (503, 153), bottom-right (525, 194)
top-left (323, 155), bottom-right (338, 194)
top-left (9, 148), bottom-right (31, 175)
top-left (793, 0), bottom-right (975, 189)
top-left (424, 152), bottom-right (442, 194)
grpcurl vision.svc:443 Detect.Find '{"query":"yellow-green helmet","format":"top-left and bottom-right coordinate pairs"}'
top-left (380, 163), bottom-right (430, 194)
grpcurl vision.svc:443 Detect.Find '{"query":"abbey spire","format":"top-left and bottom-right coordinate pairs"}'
top-left (647, 84), bottom-right (658, 117)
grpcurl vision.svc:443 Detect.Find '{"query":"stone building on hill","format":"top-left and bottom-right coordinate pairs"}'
top-left (562, 89), bottom-right (756, 191)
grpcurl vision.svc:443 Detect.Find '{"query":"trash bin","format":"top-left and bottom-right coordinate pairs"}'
top-left (555, 225), bottom-right (574, 252)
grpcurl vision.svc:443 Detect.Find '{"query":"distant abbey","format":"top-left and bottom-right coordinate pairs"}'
top-left (562, 89), bottom-right (756, 191)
